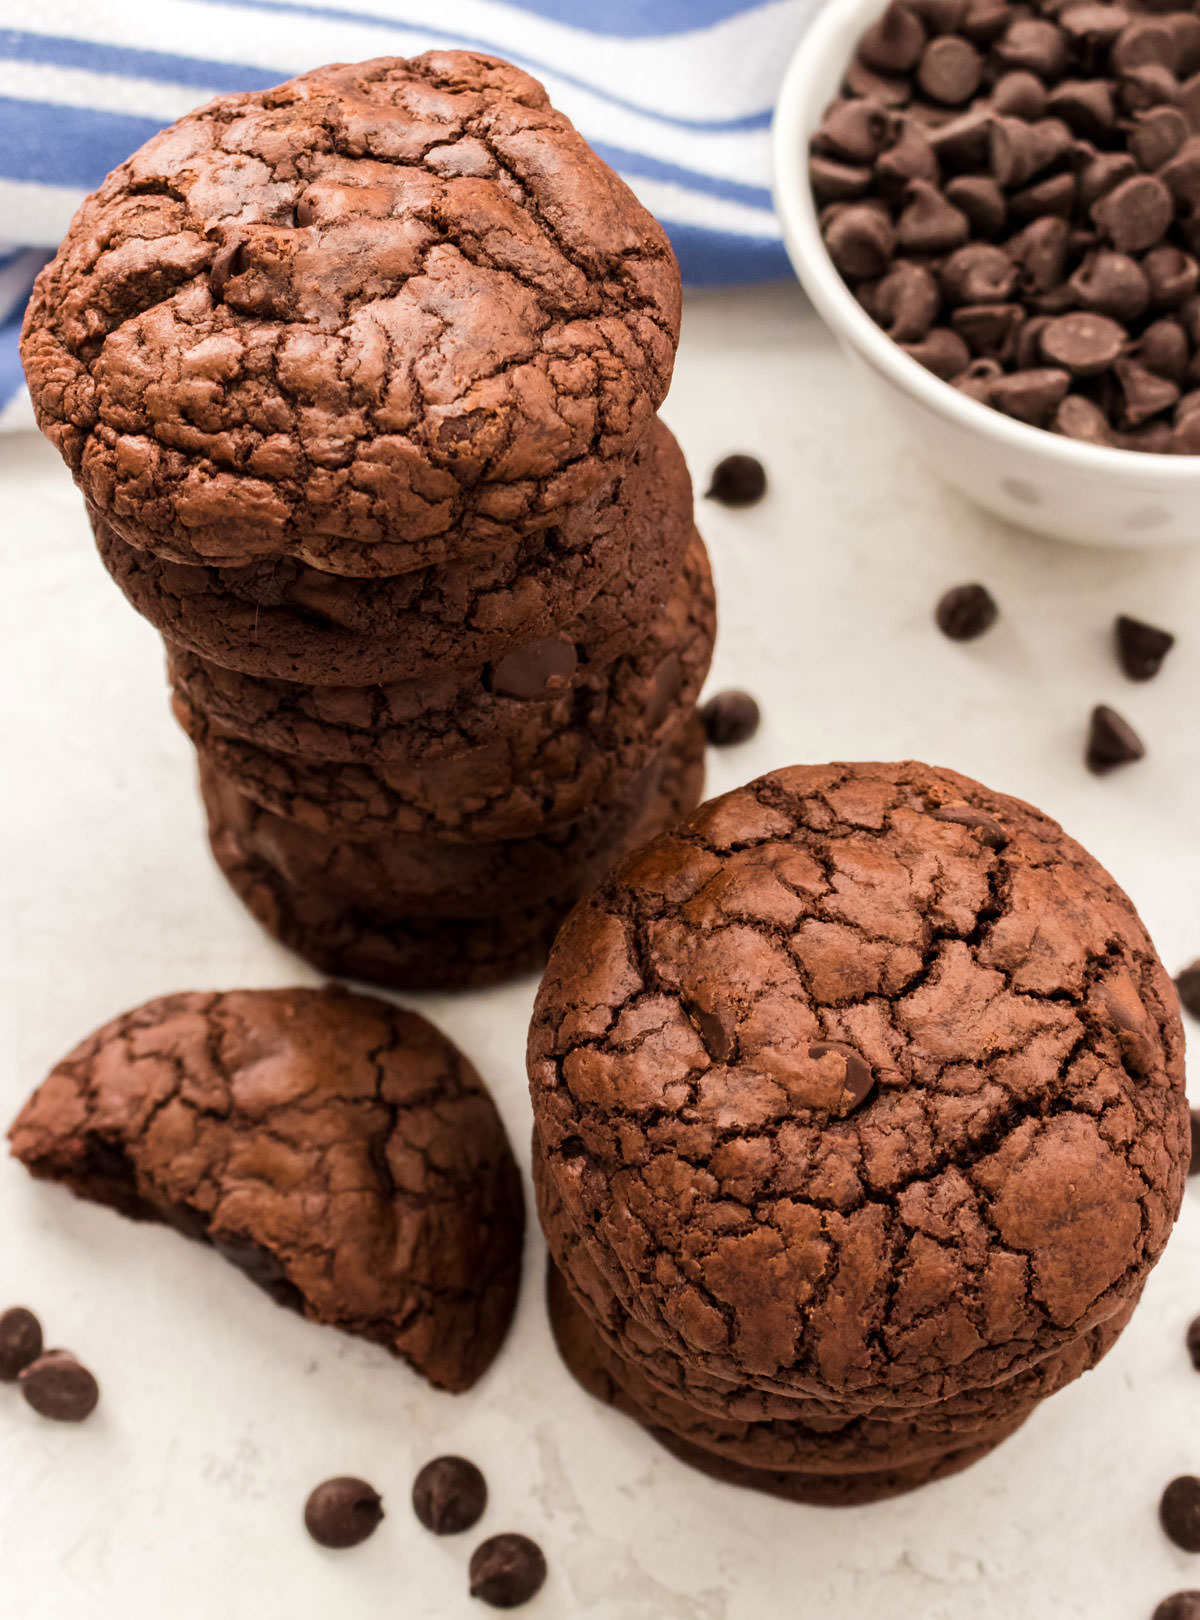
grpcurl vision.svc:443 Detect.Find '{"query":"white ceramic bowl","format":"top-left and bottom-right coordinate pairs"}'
top-left (771, 0), bottom-right (1200, 547)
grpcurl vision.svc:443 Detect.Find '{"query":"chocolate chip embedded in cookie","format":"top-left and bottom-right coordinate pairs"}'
top-left (9, 988), bottom-right (524, 1392)
top-left (20, 53), bottom-right (681, 575)
top-left (529, 761), bottom-right (1188, 1412)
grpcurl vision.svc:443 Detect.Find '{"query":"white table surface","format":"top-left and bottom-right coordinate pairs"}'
top-left (2, 281), bottom-right (1199, 1620)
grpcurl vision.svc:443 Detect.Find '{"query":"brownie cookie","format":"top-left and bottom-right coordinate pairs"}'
top-left (9, 987), bottom-right (524, 1391)
top-left (210, 718), bottom-right (705, 991)
top-left (20, 53), bottom-right (681, 574)
top-left (529, 761), bottom-right (1188, 1411)
top-left (92, 421), bottom-right (691, 685)
top-left (547, 1262), bottom-right (1131, 1489)
top-left (164, 519), bottom-right (711, 772)
top-left (174, 532), bottom-right (712, 845)
top-left (198, 716), bottom-right (696, 922)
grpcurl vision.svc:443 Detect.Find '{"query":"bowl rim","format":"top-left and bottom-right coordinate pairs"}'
top-left (770, 0), bottom-right (1200, 484)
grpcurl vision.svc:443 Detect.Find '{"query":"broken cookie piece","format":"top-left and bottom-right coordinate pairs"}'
top-left (9, 987), bottom-right (523, 1392)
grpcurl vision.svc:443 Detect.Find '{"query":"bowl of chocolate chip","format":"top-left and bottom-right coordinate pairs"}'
top-left (773, 0), bottom-right (1200, 545)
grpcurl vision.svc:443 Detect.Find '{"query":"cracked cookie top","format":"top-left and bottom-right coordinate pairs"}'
top-left (528, 761), bottom-right (1188, 1408)
top-left (10, 986), bottom-right (524, 1391)
top-left (20, 52), bottom-right (681, 575)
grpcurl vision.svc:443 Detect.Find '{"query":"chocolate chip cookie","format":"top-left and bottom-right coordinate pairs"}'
top-left (92, 420), bottom-right (690, 684)
top-left (529, 761), bottom-right (1188, 1414)
top-left (10, 987), bottom-right (524, 1391)
top-left (21, 53), bottom-right (681, 573)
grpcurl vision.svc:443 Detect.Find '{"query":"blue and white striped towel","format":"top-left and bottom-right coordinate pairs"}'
top-left (0, 0), bottom-right (819, 430)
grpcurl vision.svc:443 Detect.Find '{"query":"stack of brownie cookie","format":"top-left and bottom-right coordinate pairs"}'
top-left (19, 53), bottom-right (714, 989)
top-left (529, 762), bottom-right (1190, 1503)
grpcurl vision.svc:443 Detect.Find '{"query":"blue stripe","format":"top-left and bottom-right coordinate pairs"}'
top-left (0, 98), bottom-right (163, 188)
top-left (176, 0), bottom-right (776, 130)
top-left (0, 30), bottom-right (283, 94)
top-left (596, 141), bottom-right (773, 213)
top-left (0, 298), bottom-right (29, 412)
top-left (448, 0), bottom-right (775, 35)
top-left (667, 222), bottom-right (789, 285)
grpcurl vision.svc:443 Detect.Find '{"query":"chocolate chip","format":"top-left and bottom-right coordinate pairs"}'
top-left (810, 156), bottom-right (874, 202)
top-left (689, 1004), bottom-right (737, 1063)
top-left (954, 357), bottom-right (1004, 399)
top-left (294, 191), bottom-right (319, 227)
top-left (995, 18), bottom-right (1069, 78)
top-left (491, 638), bottom-right (578, 701)
top-left (1120, 62), bottom-right (1181, 113)
top-left (911, 0), bottom-right (966, 33)
top-left (945, 174), bottom-right (1007, 235)
top-left (1047, 78), bottom-right (1116, 137)
top-left (940, 242), bottom-right (1018, 303)
top-left (412, 1456), bottom-right (487, 1535)
top-left (1070, 250), bottom-right (1151, 322)
top-left (1076, 148), bottom-right (1139, 209)
top-left (935, 582), bottom-right (998, 639)
top-left (1016, 314), bottom-right (1052, 368)
top-left (1085, 704), bottom-right (1145, 772)
top-left (928, 106), bottom-right (993, 166)
top-left (807, 1043), bottom-right (876, 1114)
top-left (993, 70), bottom-right (1048, 119)
top-left (859, 2), bottom-right (927, 72)
top-left (989, 117), bottom-right (1073, 188)
top-left (897, 178), bottom-right (970, 250)
top-left (1145, 246), bottom-right (1200, 306)
top-left (929, 803), bottom-right (1008, 846)
top-left (901, 325), bottom-right (972, 376)
top-left (873, 260), bottom-right (941, 338)
top-left (952, 301), bottom-right (1024, 361)
top-left (918, 35), bottom-right (982, 102)
top-left (1060, 4), bottom-right (1130, 49)
top-left (1055, 393), bottom-right (1113, 441)
top-left (208, 236), bottom-right (246, 302)
top-left (700, 690), bottom-right (761, 746)
top-left (469, 1534), bottom-right (548, 1609)
top-left (1153, 1595), bottom-right (1200, 1620)
top-left (988, 366), bottom-right (1071, 422)
top-left (1161, 140), bottom-right (1200, 208)
top-left (1175, 959), bottom-right (1200, 1019)
top-left (1162, 1477), bottom-right (1200, 1553)
top-left (1112, 17), bottom-right (1180, 73)
top-left (816, 98), bottom-right (895, 163)
top-left (18, 1350), bottom-right (99, 1422)
top-left (962, 0), bottom-right (1009, 43)
top-left (0, 1307), bottom-right (43, 1382)
top-left (1091, 174), bottom-right (1173, 253)
top-left (304, 1477), bottom-right (384, 1549)
top-left (1010, 215), bottom-right (1071, 292)
top-left (1039, 312), bottom-right (1125, 374)
top-left (1136, 318), bottom-right (1190, 380)
top-left (875, 125), bottom-right (940, 196)
top-left (704, 453), bottom-right (766, 507)
top-left (1187, 1314), bottom-right (1200, 1366)
top-left (846, 58), bottom-right (913, 105)
top-left (1116, 356), bottom-right (1181, 422)
top-left (1131, 106), bottom-right (1189, 169)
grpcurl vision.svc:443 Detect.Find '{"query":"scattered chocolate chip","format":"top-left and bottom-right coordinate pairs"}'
top-left (1085, 704), bottom-right (1145, 772)
top-left (929, 802), bottom-right (1008, 846)
top-left (704, 453), bottom-right (767, 507)
top-left (1163, 1477), bottom-right (1200, 1553)
top-left (413, 1456), bottom-right (488, 1536)
top-left (873, 260), bottom-right (941, 338)
top-left (811, 155), bottom-right (874, 202)
top-left (700, 690), bottom-right (761, 747)
top-left (994, 17), bottom-right (1068, 78)
top-left (1091, 174), bottom-right (1173, 253)
top-left (935, 581), bottom-right (998, 639)
top-left (1070, 250), bottom-right (1151, 323)
top-left (1115, 614), bottom-right (1174, 680)
top-left (491, 638), bottom-right (578, 701)
top-left (952, 300), bottom-right (1024, 360)
top-left (469, 1533), bottom-right (548, 1609)
top-left (897, 178), bottom-right (970, 250)
top-left (1153, 1595), bottom-right (1200, 1620)
top-left (689, 1004), bottom-right (737, 1063)
top-left (1048, 78), bottom-right (1116, 137)
top-left (993, 69), bottom-right (1048, 118)
top-left (1175, 960), bottom-right (1200, 1020)
top-left (945, 173), bottom-right (1008, 235)
top-left (208, 236), bottom-right (246, 302)
top-left (1187, 1314), bottom-right (1200, 1366)
top-left (304, 1477), bottom-right (384, 1549)
top-left (18, 1350), bottom-right (99, 1422)
top-left (0, 1307), bottom-right (43, 1382)
top-left (955, 356), bottom-right (1005, 398)
top-left (1131, 106), bottom-right (1189, 170)
top-left (1116, 355), bottom-right (1181, 423)
top-left (815, 98), bottom-right (895, 163)
top-left (941, 242), bottom-right (1018, 303)
top-left (989, 366), bottom-right (1072, 423)
top-left (1145, 246), bottom-right (1200, 307)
